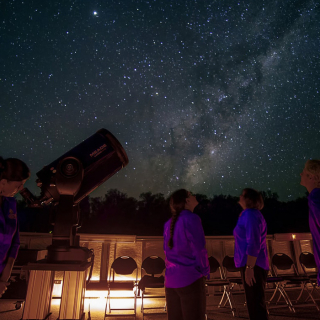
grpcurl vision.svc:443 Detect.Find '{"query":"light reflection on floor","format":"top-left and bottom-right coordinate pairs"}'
top-left (50, 288), bottom-right (167, 320)
top-left (1, 292), bottom-right (319, 320)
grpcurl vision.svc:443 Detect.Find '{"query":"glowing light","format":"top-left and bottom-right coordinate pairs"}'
top-left (292, 234), bottom-right (296, 240)
top-left (84, 297), bottom-right (107, 311)
top-left (52, 281), bottom-right (63, 297)
top-left (85, 288), bottom-right (136, 299)
top-left (84, 290), bottom-right (137, 311)
top-left (51, 299), bottom-right (61, 306)
top-left (85, 290), bottom-right (107, 299)
top-left (93, 11), bottom-right (98, 15)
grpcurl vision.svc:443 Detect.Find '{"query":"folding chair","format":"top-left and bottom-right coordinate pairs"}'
top-left (221, 256), bottom-right (244, 316)
top-left (271, 253), bottom-right (319, 312)
top-left (206, 256), bottom-right (237, 317)
top-left (299, 252), bottom-right (318, 281)
top-left (105, 256), bottom-right (138, 319)
top-left (299, 252), bottom-right (320, 300)
top-left (265, 272), bottom-right (293, 313)
top-left (138, 256), bottom-right (166, 320)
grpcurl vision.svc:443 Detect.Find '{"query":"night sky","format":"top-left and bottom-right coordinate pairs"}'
top-left (1, 0), bottom-right (319, 202)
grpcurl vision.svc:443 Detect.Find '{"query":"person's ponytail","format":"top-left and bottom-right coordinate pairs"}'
top-left (168, 189), bottom-right (188, 249)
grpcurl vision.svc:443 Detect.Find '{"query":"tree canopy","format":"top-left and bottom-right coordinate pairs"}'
top-left (17, 189), bottom-right (309, 236)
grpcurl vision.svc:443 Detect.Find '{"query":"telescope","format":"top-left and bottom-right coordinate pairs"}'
top-left (20, 128), bottom-right (128, 263)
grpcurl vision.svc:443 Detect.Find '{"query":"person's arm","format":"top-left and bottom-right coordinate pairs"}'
top-left (186, 215), bottom-right (210, 278)
top-left (0, 200), bottom-right (20, 297)
top-left (309, 191), bottom-right (320, 225)
top-left (246, 255), bottom-right (257, 269)
top-left (7, 230), bottom-right (20, 261)
top-left (7, 204), bottom-right (20, 260)
top-left (0, 257), bottom-right (14, 298)
top-left (245, 255), bottom-right (257, 286)
top-left (0, 282), bottom-right (10, 298)
top-left (244, 212), bottom-right (261, 286)
top-left (0, 257), bottom-right (15, 282)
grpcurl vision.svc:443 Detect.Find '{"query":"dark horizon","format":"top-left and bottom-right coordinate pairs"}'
top-left (17, 187), bottom-right (310, 236)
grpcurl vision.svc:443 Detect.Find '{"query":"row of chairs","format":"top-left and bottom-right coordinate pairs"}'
top-left (206, 252), bottom-right (320, 317)
top-left (88, 252), bottom-right (320, 319)
top-left (86, 255), bottom-right (166, 320)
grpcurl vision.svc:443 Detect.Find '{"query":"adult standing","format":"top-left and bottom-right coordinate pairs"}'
top-left (233, 188), bottom-right (269, 320)
top-left (163, 189), bottom-right (210, 320)
top-left (0, 157), bottom-right (30, 297)
top-left (300, 159), bottom-right (320, 285)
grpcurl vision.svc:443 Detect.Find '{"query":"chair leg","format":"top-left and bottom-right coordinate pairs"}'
top-left (222, 283), bottom-right (235, 308)
top-left (294, 284), bottom-right (305, 303)
top-left (268, 284), bottom-right (279, 303)
top-left (302, 283), bottom-right (320, 311)
top-left (104, 288), bottom-right (137, 319)
top-left (134, 292), bottom-right (137, 320)
top-left (278, 285), bottom-right (295, 312)
top-left (223, 286), bottom-right (238, 317)
top-left (305, 283), bottom-right (320, 302)
top-left (141, 290), bottom-right (144, 314)
top-left (226, 291), bottom-right (238, 317)
top-left (108, 289), bottom-right (111, 314)
top-left (104, 290), bottom-right (110, 320)
top-left (220, 287), bottom-right (232, 308)
top-left (267, 283), bottom-right (295, 312)
top-left (218, 288), bottom-right (227, 308)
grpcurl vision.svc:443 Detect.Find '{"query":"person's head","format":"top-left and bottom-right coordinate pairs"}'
top-left (300, 159), bottom-right (320, 192)
top-left (168, 189), bottom-right (198, 249)
top-left (0, 157), bottom-right (30, 197)
top-left (239, 188), bottom-right (264, 211)
top-left (169, 189), bottom-right (198, 214)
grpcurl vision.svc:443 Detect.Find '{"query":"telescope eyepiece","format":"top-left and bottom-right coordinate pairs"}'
top-left (19, 188), bottom-right (43, 208)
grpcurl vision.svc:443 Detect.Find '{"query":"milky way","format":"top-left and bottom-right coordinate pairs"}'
top-left (1, 0), bottom-right (319, 201)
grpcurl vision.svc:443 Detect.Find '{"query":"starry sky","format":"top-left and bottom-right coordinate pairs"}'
top-left (1, 0), bottom-right (319, 202)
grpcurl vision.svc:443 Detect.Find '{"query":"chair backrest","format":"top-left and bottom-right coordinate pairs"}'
top-left (141, 256), bottom-right (165, 276)
top-left (222, 256), bottom-right (239, 273)
top-left (110, 256), bottom-right (138, 281)
top-left (272, 253), bottom-right (296, 275)
top-left (208, 256), bottom-right (225, 280)
top-left (208, 256), bottom-right (220, 273)
top-left (299, 252), bottom-right (317, 272)
top-left (221, 255), bottom-right (242, 281)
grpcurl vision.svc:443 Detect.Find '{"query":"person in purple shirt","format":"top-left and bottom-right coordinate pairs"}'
top-left (233, 188), bottom-right (269, 320)
top-left (300, 159), bottom-right (320, 285)
top-left (163, 189), bottom-right (210, 320)
top-left (0, 157), bottom-right (30, 298)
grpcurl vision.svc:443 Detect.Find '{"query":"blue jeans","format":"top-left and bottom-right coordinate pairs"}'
top-left (165, 277), bottom-right (206, 320)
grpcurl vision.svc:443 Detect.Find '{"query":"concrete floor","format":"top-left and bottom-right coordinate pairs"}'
top-left (1, 289), bottom-right (320, 320)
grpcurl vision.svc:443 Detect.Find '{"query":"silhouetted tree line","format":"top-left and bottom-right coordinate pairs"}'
top-left (17, 189), bottom-right (310, 236)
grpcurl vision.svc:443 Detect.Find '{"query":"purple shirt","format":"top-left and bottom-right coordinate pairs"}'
top-left (0, 197), bottom-right (20, 275)
top-left (233, 208), bottom-right (269, 270)
top-left (308, 188), bottom-right (320, 285)
top-left (163, 209), bottom-right (210, 288)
